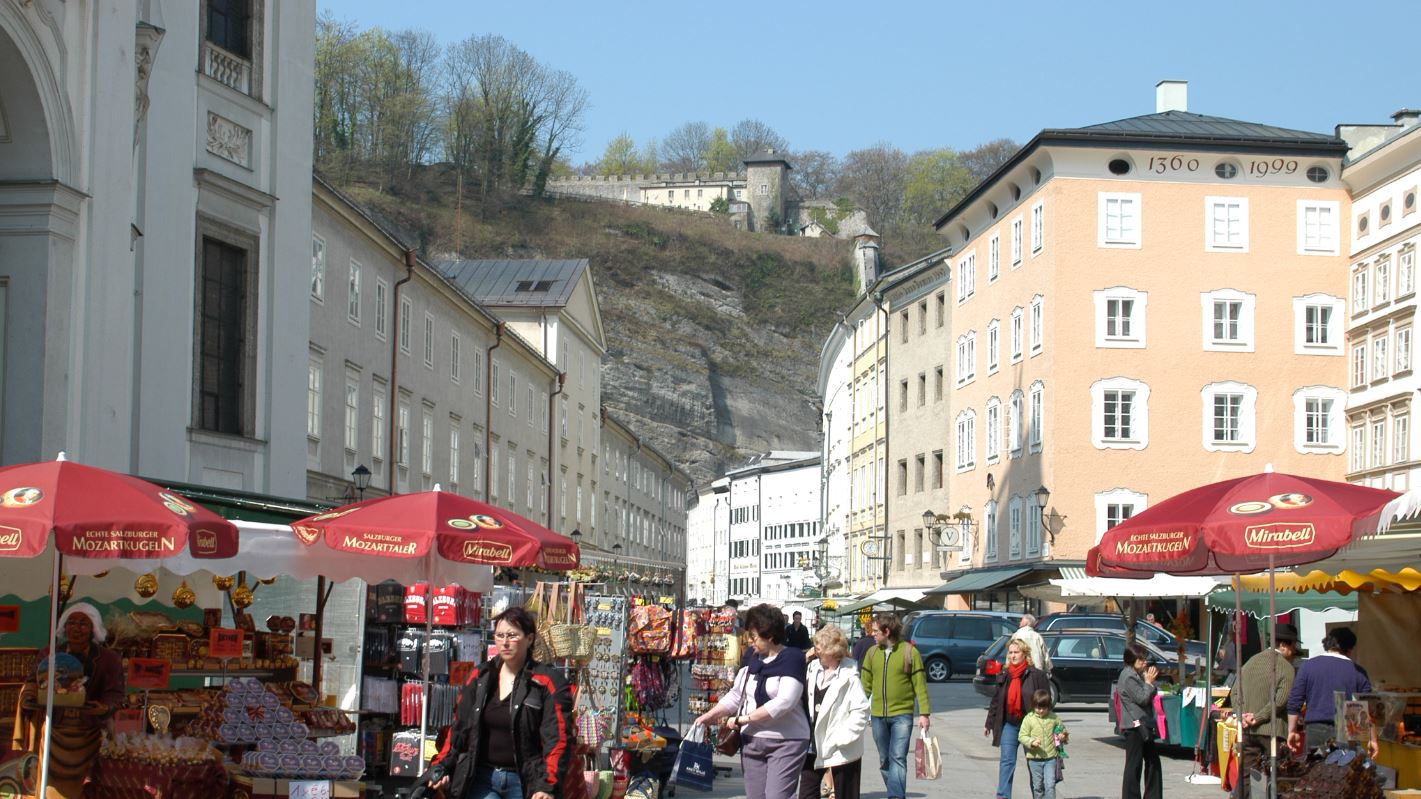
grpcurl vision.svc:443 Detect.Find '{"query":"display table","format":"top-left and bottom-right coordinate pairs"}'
top-left (1377, 740), bottom-right (1421, 789)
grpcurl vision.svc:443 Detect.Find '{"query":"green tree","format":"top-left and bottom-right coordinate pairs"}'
top-left (598, 132), bottom-right (640, 175)
top-left (708, 196), bottom-right (730, 214)
top-left (639, 139), bottom-right (660, 175)
top-left (903, 148), bottom-right (975, 226)
top-left (705, 127), bottom-right (738, 174)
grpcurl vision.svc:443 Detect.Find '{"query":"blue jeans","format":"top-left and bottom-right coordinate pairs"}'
top-left (468, 766), bottom-right (523, 799)
top-left (871, 714), bottom-right (912, 799)
top-left (997, 719), bottom-right (1021, 798)
top-left (1026, 757), bottom-right (1056, 799)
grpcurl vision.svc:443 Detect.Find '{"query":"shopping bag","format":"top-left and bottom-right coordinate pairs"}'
top-left (671, 724), bottom-right (716, 792)
top-left (914, 727), bottom-right (941, 780)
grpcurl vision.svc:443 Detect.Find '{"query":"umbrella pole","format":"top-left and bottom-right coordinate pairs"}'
top-left (37, 547), bottom-right (61, 799)
top-left (1268, 560), bottom-right (1278, 799)
top-left (416, 592), bottom-right (434, 777)
top-left (1234, 574), bottom-right (1244, 776)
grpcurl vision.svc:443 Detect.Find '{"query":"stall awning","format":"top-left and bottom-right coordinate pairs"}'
top-left (927, 566), bottom-right (1032, 594)
top-left (826, 589), bottom-right (929, 617)
top-left (1207, 589), bottom-right (1358, 618)
top-left (1235, 568), bottom-right (1421, 594)
top-left (1049, 574), bottom-right (1229, 599)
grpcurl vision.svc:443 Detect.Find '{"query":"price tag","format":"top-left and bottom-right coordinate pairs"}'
top-left (449, 661), bottom-right (476, 685)
top-left (289, 780), bottom-right (330, 799)
top-left (127, 657), bottom-right (171, 689)
top-left (209, 627), bottom-right (244, 660)
top-left (0, 605), bottom-right (19, 633)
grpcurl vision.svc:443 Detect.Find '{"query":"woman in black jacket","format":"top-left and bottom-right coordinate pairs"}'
top-left (983, 639), bottom-right (1050, 799)
top-left (430, 607), bottom-right (579, 799)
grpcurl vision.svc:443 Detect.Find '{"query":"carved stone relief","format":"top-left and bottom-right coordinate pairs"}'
top-left (206, 112), bottom-right (251, 168)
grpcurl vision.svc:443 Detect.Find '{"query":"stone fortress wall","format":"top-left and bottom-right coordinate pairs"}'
top-left (545, 171), bottom-right (747, 203)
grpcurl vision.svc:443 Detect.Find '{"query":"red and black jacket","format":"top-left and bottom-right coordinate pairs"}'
top-left (432, 656), bottom-right (580, 799)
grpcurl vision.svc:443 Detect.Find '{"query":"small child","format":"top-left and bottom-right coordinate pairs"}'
top-left (1019, 689), bottom-right (1068, 799)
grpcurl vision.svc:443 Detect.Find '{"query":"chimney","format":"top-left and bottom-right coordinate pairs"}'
top-left (1156, 80), bottom-right (1188, 113)
top-left (1393, 108), bottom-right (1420, 130)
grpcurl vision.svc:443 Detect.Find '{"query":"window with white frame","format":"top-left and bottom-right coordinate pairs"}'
top-left (1029, 381), bottom-right (1044, 452)
top-left (374, 279), bottom-right (388, 340)
top-left (397, 402), bottom-right (410, 467)
top-left (1201, 381), bottom-right (1258, 452)
top-left (1374, 335), bottom-right (1390, 380)
top-left (311, 236), bottom-right (325, 301)
top-left (1376, 257), bottom-right (1393, 307)
top-left (1030, 296), bottom-right (1044, 354)
top-left (399, 298), bottom-right (412, 354)
top-left (1351, 425), bottom-right (1366, 472)
top-left (343, 375), bottom-right (358, 453)
top-left (1396, 414), bottom-right (1411, 464)
top-left (1027, 510), bottom-right (1041, 556)
top-left (372, 382), bottom-right (387, 468)
top-left (307, 355), bottom-right (322, 439)
top-left (1011, 217), bottom-right (1023, 266)
top-left (1031, 201), bottom-right (1044, 253)
top-left (1099, 192), bottom-right (1141, 247)
top-left (450, 334), bottom-right (461, 383)
top-left (1094, 287), bottom-right (1148, 348)
top-left (1292, 294), bottom-right (1344, 355)
top-left (507, 450), bottom-right (516, 501)
top-left (1205, 197), bottom-right (1248, 251)
top-left (508, 373), bottom-right (517, 417)
top-left (1008, 497), bottom-right (1022, 560)
top-left (449, 423), bottom-right (460, 488)
top-left (421, 410), bottom-right (433, 476)
top-left (347, 260), bottom-right (362, 323)
top-left (954, 410), bottom-right (976, 471)
top-left (1011, 308), bottom-right (1024, 361)
top-left (423, 314), bottom-right (435, 368)
top-left (1299, 201), bottom-right (1339, 254)
top-left (984, 501), bottom-right (999, 562)
top-left (473, 351), bottom-right (483, 395)
top-left (1372, 419), bottom-right (1387, 469)
top-left (1201, 289), bottom-right (1256, 351)
top-left (1400, 250), bottom-right (1416, 297)
top-left (491, 361), bottom-right (500, 405)
top-left (1352, 344), bottom-right (1368, 387)
top-left (1091, 377), bottom-right (1150, 449)
top-left (986, 397), bottom-right (1001, 463)
top-left (1291, 386), bottom-right (1345, 454)
top-left (1094, 488), bottom-right (1148, 544)
top-left (1398, 327), bottom-right (1413, 374)
top-left (1353, 268), bottom-right (1370, 314)
top-left (958, 253), bottom-right (976, 302)
top-left (989, 235), bottom-right (1001, 281)
top-left (1009, 390), bottom-right (1024, 456)
top-left (987, 321), bottom-right (1000, 372)
top-left (956, 333), bottom-right (976, 385)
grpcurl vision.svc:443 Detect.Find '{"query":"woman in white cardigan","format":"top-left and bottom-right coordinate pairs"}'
top-left (798, 626), bottom-right (871, 799)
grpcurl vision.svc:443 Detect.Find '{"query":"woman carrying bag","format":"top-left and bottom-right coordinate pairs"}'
top-left (797, 627), bottom-right (870, 799)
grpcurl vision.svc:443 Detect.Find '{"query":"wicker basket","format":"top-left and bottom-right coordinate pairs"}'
top-left (549, 623), bottom-right (595, 660)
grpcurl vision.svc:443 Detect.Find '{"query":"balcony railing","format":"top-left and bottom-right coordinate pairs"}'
top-left (203, 42), bottom-right (251, 96)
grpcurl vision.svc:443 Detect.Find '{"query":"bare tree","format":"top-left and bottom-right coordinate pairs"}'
top-left (960, 138), bottom-right (1020, 183)
top-left (730, 119), bottom-right (788, 161)
top-left (837, 143), bottom-right (908, 229)
top-left (530, 69), bottom-right (588, 197)
top-left (788, 149), bottom-right (840, 200)
top-left (662, 121), bottom-right (711, 173)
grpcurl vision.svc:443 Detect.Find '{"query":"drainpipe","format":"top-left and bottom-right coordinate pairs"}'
top-left (389, 250), bottom-right (416, 486)
top-left (546, 372), bottom-right (565, 525)
top-left (870, 291), bottom-right (889, 590)
top-left (483, 322), bottom-right (505, 498)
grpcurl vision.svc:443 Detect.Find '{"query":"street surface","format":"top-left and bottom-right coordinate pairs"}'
top-left (684, 678), bottom-right (1223, 799)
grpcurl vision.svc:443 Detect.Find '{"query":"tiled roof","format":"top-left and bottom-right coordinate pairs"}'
top-left (431, 259), bottom-right (587, 307)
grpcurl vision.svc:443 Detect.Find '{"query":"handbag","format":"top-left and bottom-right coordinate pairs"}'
top-left (574, 674), bottom-right (610, 753)
top-left (715, 666), bottom-right (749, 756)
top-left (551, 584), bottom-right (596, 660)
top-left (671, 723), bottom-right (716, 792)
top-left (914, 727), bottom-right (941, 780)
top-left (528, 583), bottom-right (556, 662)
top-left (628, 605), bottom-right (673, 654)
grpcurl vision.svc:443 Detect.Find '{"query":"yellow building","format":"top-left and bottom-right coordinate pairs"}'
top-left (926, 82), bottom-right (1351, 610)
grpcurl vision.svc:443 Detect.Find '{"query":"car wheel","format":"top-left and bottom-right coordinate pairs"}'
top-left (925, 656), bottom-right (952, 682)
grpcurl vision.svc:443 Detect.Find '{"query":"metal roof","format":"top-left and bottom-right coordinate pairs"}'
top-left (742, 149), bottom-right (793, 168)
top-left (1064, 110), bottom-right (1340, 144)
top-left (431, 259), bottom-right (588, 307)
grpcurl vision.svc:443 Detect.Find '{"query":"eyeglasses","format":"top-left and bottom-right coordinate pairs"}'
top-left (493, 633), bottom-right (524, 642)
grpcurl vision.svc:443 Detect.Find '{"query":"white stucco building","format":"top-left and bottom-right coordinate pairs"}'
top-left (723, 452), bottom-right (820, 604)
top-left (0, 0), bottom-right (315, 495)
top-left (816, 322), bottom-right (854, 597)
top-left (686, 478), bottom-right (730, 606)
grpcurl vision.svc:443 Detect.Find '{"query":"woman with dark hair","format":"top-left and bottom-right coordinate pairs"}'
top-left (984, 638), bottom-right (1049, 799)
top-left (694, 603), bottom-right (810, 799)
top-left (429, 606), bottom-right (579, 799)
top-left (1116, 642), bottom-right (1162, 799)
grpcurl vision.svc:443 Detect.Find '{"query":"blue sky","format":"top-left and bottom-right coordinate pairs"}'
top-left (319, 0), bottom-right (1419, 163)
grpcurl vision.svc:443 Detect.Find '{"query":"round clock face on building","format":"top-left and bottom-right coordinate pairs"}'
top-left (860, 539), bottom-right (881, 557)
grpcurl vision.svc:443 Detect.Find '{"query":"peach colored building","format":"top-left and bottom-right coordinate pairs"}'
top-left (923, 82), bottom-right (1351, 611)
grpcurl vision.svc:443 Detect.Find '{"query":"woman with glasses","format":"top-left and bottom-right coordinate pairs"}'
top-left (693, 603), bottom-right (811, 799)
top-left (429, 606), bottom-right (577, 799)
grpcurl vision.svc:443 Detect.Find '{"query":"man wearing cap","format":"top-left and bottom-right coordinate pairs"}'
top-left (1230, 623), bottom-right (1299, 799)
top-left (1286, 627), bottom-right (1377, 754)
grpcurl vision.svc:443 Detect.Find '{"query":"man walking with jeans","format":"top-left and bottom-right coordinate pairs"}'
top-left (860, 613), bottom-right (931, 799)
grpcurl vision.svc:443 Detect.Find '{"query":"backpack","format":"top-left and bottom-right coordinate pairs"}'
top-left (628, 605), bottom-right (672, 654)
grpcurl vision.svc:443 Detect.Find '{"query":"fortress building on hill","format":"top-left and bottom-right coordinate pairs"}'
top-left (544, 149), bottom-right (871, 238)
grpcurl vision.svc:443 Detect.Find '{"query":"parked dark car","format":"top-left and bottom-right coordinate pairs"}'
top-left (972, 628), bottom-right (1194, 705)
top-left (904, 610), bottom-right (1022, 682)
top-left (1037, 612), bottom-right (1208, 665)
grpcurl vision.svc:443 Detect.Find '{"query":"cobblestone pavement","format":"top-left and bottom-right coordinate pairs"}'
top-left (687, 679), bottom-right (1223, 799)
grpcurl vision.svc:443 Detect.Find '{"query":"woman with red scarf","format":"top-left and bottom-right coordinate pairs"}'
top-left (984, 639), bottom-right (1050, 799)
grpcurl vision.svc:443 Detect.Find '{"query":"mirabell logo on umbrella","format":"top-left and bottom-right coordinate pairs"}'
top-left (461, 539), bottom-right (514, 563)
top-left (194, 529), bottom-right (219, 555)
top-left (1243, 523), bottom-right (1317, 549)
top-left (0, 525), bottom-right (21, 552)
top-left (1, 487), bottom-right (43, 508)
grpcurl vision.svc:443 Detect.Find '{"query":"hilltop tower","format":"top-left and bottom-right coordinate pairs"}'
top-left (853, 228), bottom-right (881, 295)
top-left (743, 149), bottom-right (792, 232)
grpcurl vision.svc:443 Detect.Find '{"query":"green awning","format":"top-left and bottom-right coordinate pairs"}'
top-left (1207, 589), bottom-right (1358, 618)
top-left (927, 566), bottom-right (1033, 595)
top-left (152, 478), bottom-right (331, 524)
top-left (827, 596), bottom-right (924, 617)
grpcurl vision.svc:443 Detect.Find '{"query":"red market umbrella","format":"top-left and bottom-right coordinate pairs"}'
top-left (1088, 472), bottom-right (1397, 577)
top-left (290, 487), bottom-right (580, 571)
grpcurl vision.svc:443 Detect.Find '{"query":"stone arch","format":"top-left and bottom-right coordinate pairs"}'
top-left (0, 3), bottom-right (76, 183)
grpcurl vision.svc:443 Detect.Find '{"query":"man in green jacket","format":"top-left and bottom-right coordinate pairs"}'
top-left (1230, 622), bottom-right (1298, 799)
top-left (860, 613), bottom-right (932, 799)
